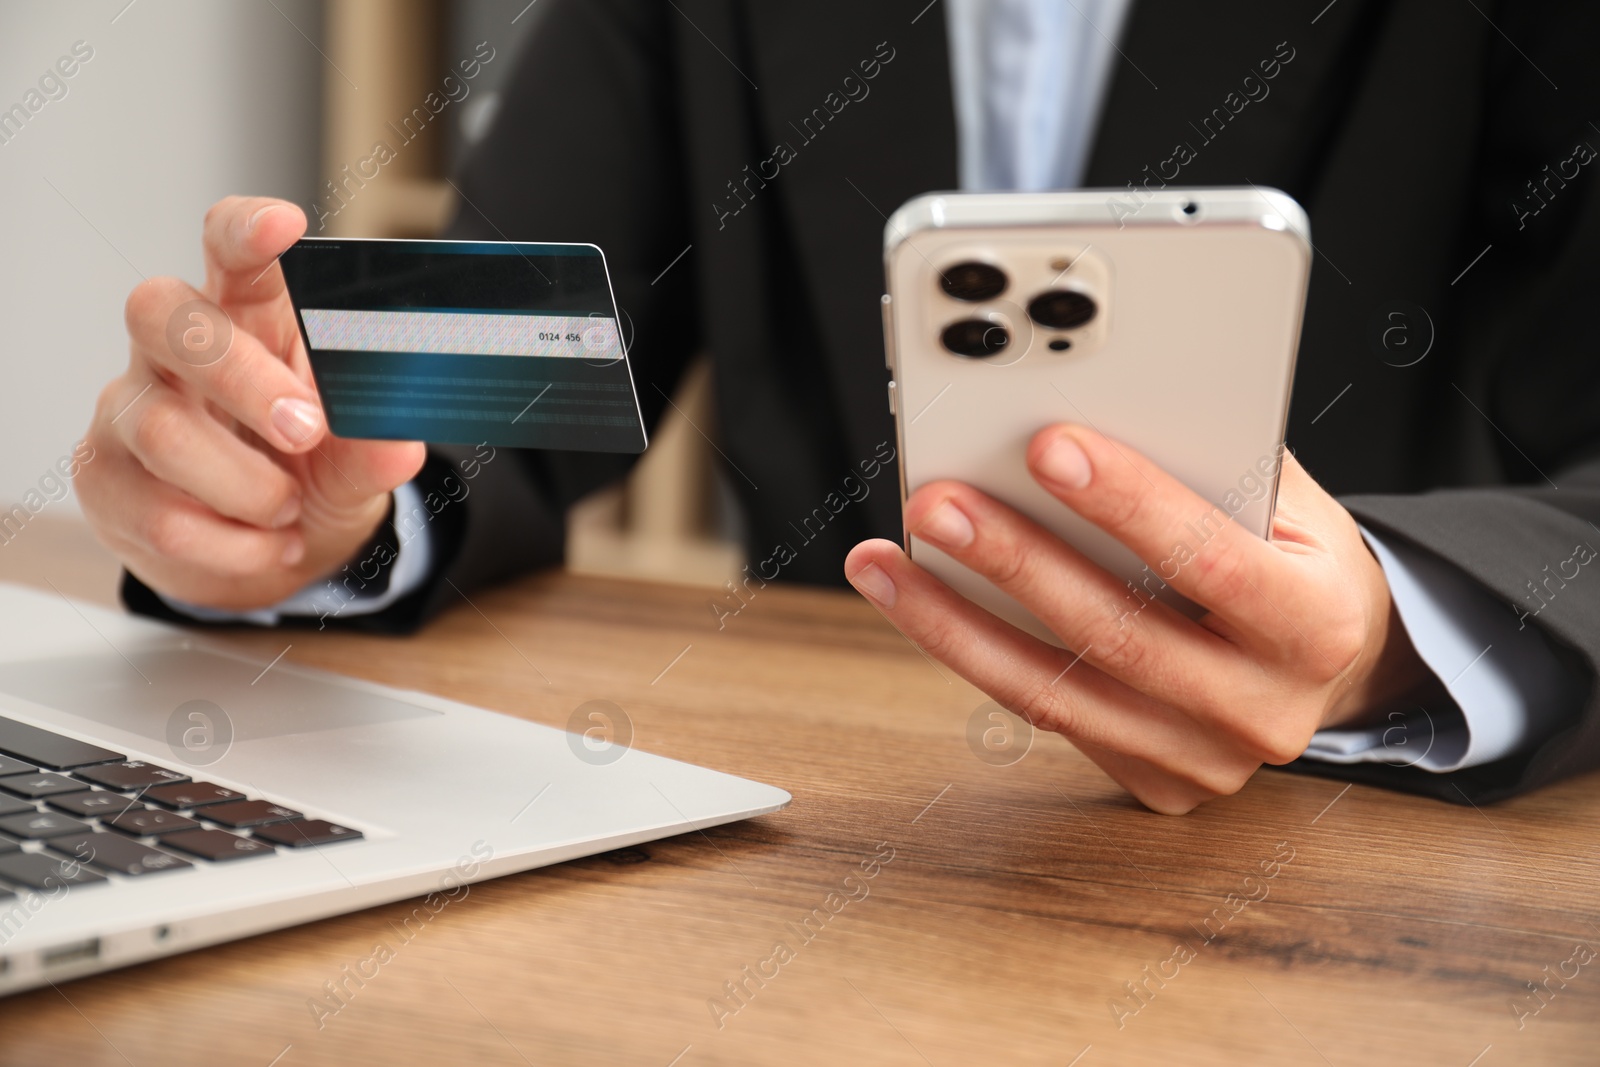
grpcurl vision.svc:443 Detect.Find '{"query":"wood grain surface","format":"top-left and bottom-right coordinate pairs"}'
top-left (0, 517), bottom-right (1595, 1066)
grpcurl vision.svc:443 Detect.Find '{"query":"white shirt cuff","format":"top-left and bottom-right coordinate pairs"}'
top-left (1303, 525), bottom-right (1584, 771)
top-left (158, 481), bottom-right (435, 627)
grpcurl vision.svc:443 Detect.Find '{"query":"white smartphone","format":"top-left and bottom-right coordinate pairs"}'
top-left (881, 188), bottom-right (1311, 645)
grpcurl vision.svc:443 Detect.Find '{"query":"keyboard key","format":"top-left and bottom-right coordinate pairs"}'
top-left (0, 811), bottom-right (92, 839)
top-left (0, 835), bottom-right (18, 854)
top-left (49, 791), bottom-right (143, 819)
top-left (202, 800), bottom-right (302, 829)
top-left (0, 772), bottom-right (85, 799)
top-left (105, 809), bottom-right (200, 837)
top-left (73, 761), bottom-right (189, 792)
top-left (142, 781), bottom-right (246, 810)
top-left (252, 820), bottom-right (363, 847)
top-left (160, 829), bottom-right (274, 862)
top-left (0, 755), bottom-right (36, 777)
top-left (0, 794), bottom-right (37, 818)
top-left (0, 717), bottom-right (122, 770)
top-left (0, 851), bottom-right (108, 891)
top-left (51, 832), bottom-right (192, 877)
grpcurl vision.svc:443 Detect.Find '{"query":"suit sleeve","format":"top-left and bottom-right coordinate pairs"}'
top-left (1279, 462), bottom-right (1600, 805)
top-left (123, 0), bottom-right (701, 633)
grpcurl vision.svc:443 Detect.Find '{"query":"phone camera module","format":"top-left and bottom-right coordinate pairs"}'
top-left (941, 318), bottom-right (1010, 359)
top-left (940, 262), bottom-right (1008, 302)
top-left (1027, 290), bottom-right (1097, 330)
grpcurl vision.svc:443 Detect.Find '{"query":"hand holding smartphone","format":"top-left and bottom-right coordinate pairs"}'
top-left (882, 188), bottom-right (1310, 644)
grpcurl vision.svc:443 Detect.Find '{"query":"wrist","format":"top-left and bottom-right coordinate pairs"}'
top-left (1322, 550), bottom-right (1435, 729)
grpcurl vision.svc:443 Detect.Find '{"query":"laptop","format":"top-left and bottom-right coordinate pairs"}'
top-left (0, 582), bottom-right (790, 995)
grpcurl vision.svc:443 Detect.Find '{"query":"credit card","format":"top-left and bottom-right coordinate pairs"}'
top-left (279, 238), bottom-right (647, 453)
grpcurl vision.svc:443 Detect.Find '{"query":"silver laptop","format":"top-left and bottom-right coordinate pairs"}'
top-left (0, 582), bottom-right (789, 995)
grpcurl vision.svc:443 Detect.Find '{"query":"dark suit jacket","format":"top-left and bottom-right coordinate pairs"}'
top-left (126, 0), bottom-right (1600, 803)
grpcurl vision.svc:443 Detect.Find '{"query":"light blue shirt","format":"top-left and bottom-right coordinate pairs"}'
top-left (946, 0), bottom-right (1131, 190)
top-left (171, 0), bottom-right (1582, 774)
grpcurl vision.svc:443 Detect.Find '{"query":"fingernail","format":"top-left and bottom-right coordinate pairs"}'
top-left (1038, 434), bottom-right (1092, 489)
top-left (849, 562), bottom-right (897, 608)
top-left (281, 536), bottom-right (305, 566)
top-left (915, 500), bottom-right (974, 550)
top-left (271, 397), bottom-right (322, 447)
top-left (246, 205), bottom-right (279, 236)
top-left (271, 494), bottom-right (301, 529)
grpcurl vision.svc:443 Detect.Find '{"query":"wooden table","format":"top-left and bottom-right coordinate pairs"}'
top-left (0, 517), bottom-right (1596, 1066)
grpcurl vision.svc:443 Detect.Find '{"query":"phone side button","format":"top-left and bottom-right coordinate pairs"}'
top-left (880, 294), bottom-right (897, 372)
top-left (886, 379), bottom-right (897, 415)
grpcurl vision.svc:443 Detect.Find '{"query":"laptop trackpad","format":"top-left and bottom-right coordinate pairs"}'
top-left (0, 645), bottom-right (438, 744)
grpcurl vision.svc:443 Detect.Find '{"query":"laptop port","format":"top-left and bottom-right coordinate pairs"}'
top-left (40, 938), bottom-right (100, 969)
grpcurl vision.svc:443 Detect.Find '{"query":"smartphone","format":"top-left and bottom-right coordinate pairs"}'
top-left (881, 188), bottom-right (1310, 645)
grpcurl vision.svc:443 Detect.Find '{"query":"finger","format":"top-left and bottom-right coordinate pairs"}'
top-left (201, 196), bottom-right (305, 310)
top-left (843, 539), bottom-right (1260, 788)
top-left (201, 196), bottom-right (308, 361)
top-left (126, 275), bottom-right (325, 454)
top-left (1027, 424), bottom-right (1290, 637)
top-left (77, 446), bottom-right (304, 582)
top-left (1070, 738), bottom-right (1228, 816)
top-left (903, 479), bottom-right (1252, 720)
top-left (110, 375), bottom-right (303, 529)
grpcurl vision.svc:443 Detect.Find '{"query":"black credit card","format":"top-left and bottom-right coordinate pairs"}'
top-left (279, 238), bottom-right (647, 453)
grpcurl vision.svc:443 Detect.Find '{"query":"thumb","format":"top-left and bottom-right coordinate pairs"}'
top-left (299, 436), bottom-right (428, 531)
top-left (1268, 448), bottom-right (1349, 546)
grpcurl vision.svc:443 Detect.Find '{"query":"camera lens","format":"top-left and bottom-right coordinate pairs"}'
top-left (941, 318), bottom-right (1010, 358)
top-left (940, 262), bottom-right (1008, 302)
top-left (1027, 290), bottom-right (1097, 330)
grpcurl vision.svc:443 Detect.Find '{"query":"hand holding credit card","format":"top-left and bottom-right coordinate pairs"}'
top-left (280, 238), bottom-right (648, 453)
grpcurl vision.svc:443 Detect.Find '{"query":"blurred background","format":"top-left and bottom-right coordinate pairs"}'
top-left (0, 0), bottom-right (741, 590)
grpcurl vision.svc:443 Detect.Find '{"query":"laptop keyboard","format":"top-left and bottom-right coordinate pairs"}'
top-left (0, 715), bottom-right (361, 899)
